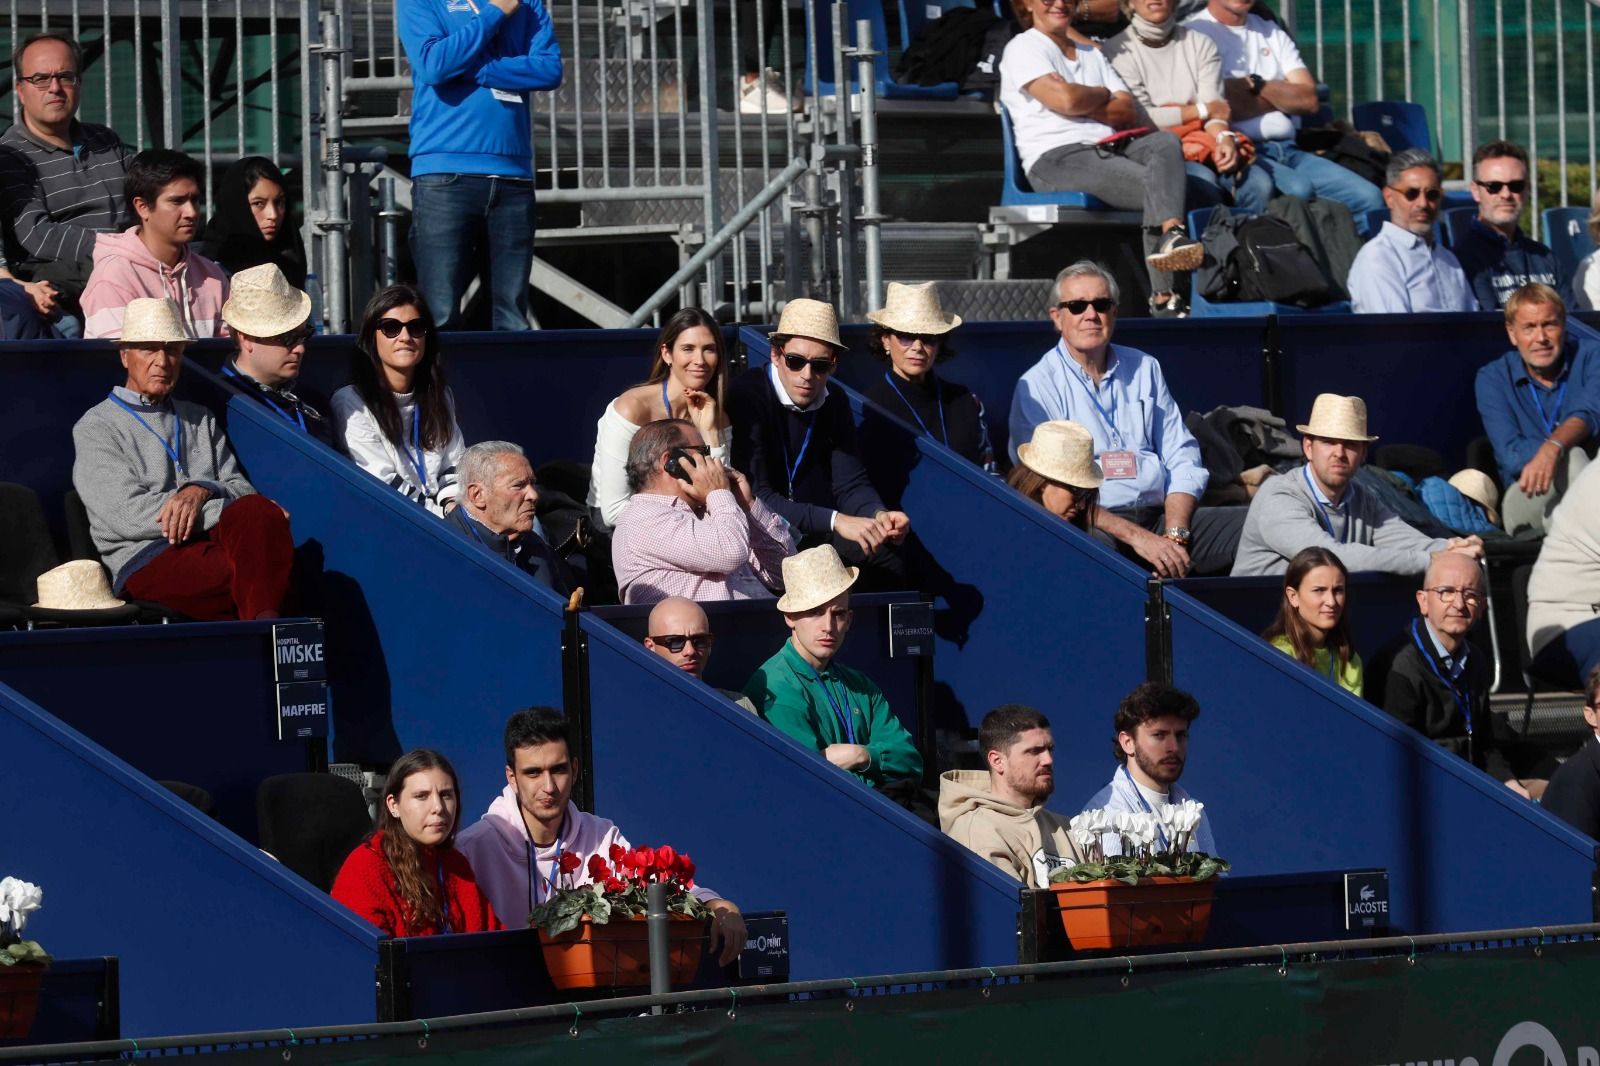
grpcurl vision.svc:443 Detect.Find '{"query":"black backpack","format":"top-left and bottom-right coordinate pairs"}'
top-left (894, 7), bottom-right (1005, 88)
top-left (1198, 205), bottom-right (1340, 307)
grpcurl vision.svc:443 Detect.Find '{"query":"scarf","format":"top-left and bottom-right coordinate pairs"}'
top-left (1131, 12), bottom-right (1176, 45)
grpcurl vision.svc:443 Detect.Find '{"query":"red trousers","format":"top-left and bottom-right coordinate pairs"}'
top-left (123, 494), bottom-right (294, 621)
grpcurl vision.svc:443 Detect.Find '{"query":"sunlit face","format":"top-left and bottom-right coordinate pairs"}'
top-left (1416, 554), bottom-right (1485, 643)
top-left (247, 177), bottom-right (288, 242)
top-left (1048, 274), bottom-right (1117, 359)
top-left (472, 454), bottom-right (538, 537)
top-left (120, 341), bottom-right (187, 401)
top-left (1286, 563), bottom-right (1347, 636)
top-left (784, 591), bottom-right (853, 666)
top-left (1024, 0), bottom-right (1077, 34)
top-left (1119, 715), bottom-right (1189, 788)
top-left (136, 177), bottom-right (202, 247)
top-left (644, 598), bottom-right (715, 679)
top-left (236, 321), bottom-right (310, 388)
top-left (1472, 155), bottom-right (1528, 229)
top-left (1507, 300), bottom-right (1566, 375)
top-left (1127, 0), bottom-right (1173, 23)
top-left (374, 303), bottom-right (427, 389)
top-left (385, 767), bottom-right (458, 847)
top-left (663, 325), bottom-right (719, 394)
top-left (507, 740), bottom-right (577, 835)
top-left (989, 726), bottom-right (1056, 806)
top-left (14, 39), bottom-right (79, 131)
top-left (770, 336), bottom-right (837, 408)
top-left (884, 331), bottom-right (941, 381)
top-left (1385, 165), bottom-right (1443, 237)
top-left (1040, 481), bottom-right (1091, 522)
top-left (1302, 435), bottom-right (1367, 495)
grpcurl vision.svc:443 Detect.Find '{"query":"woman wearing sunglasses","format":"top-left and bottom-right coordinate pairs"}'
top-left (1347, 148), bottom-right (1478, 314)
top-left (1005, 419), bottom-right (1102, 532)
top-left (332, 284), bottom-right (467, 516)
top-left (862, 282), bottom-right (995, 473)
top-left (1261, 546), bottom-right (1363, 696)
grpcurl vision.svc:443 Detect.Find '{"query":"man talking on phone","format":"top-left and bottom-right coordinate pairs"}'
top-left (610, 418), bottom-right (794, 604)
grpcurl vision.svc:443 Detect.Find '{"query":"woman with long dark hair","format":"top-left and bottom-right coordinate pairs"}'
top-left (1262, 546), bottom-right (1364, 695)
top-left (331, 749), bottom-right (500, 937)
top-left (200, 157), bottom-right (307, 287)
top-left (332, 285), bottom-right (466, 516)
top-left (587, 306), bottom-right (730, 529)
top-left (1005, 419), bottom-right (1102, 532)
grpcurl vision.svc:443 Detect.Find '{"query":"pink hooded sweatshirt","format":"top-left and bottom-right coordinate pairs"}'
top-left (81, 226), bottom-right (230, 340)
top-left (455, 787), bottom-right (722, 931)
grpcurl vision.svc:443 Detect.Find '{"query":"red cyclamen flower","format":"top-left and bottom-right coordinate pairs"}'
top-left (558, 852), bottom-right (581, 874)
top-left (609, 842), bottom-right (627, 865)
top-left (587, 855), bottom-right (611, 881)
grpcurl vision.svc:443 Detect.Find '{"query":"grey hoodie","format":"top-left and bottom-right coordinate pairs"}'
top-left (937, 770), bottom-right (1084, 889)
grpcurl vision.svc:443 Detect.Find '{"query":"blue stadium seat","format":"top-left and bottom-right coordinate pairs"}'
top-left (897, 0), bottom-right (975, 54)
top-left (1542, 206), bottom-right (1597, 284)
top-left (804, 0), bottom-right (960, 101)
top-left (998, 108), bottom-right (1110, 209)
top-left (1441, 205), bottom-right (1476, 249)
top-left (1185, 206), bottom-right (1351, 316)
top-left (1352, 100), bottom-right (1431, 155)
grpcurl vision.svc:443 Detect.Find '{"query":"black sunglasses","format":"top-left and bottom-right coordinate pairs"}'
top-left (263, 327), bottom-right (313, 348)
top-left (1390, 186), bottom-right (1443, 203)
top-left (376, 317), bottom-right (428, 339)
top-left (1475, 179), bottom-right (1527, 195)
top-left (890, 329), bottom-right (941, 346)
top-left (782, 351), bottom-right (837, 374)
top-left (1056, 298), bottom-right (1117, 315)
top-left (649, 633), bottom-right (716, 653)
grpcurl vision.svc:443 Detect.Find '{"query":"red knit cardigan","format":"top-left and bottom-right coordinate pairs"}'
top-left (331, 831), bottom-right (503, 937)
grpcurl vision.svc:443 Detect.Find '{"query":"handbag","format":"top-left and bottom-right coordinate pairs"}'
top-left (1173, 118), bottom-right (1256, 171)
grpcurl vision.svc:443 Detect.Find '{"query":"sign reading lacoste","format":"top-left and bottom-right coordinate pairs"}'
top-left (1344, 869), bottom-right (1389, 930)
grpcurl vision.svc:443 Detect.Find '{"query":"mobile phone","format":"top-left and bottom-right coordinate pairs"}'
top-left (665, 446), bottom-right (696, 483)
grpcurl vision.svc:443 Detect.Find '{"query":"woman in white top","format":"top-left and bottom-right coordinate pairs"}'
top-left (1572, 191), bottom-right (1600, 312)
top-left (587, 307), bottom-right (730, 529)
top-left (332, 284), bottom-right (466, 516)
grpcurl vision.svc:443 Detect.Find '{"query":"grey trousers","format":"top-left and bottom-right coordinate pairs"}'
top-left (1026, 131), bottom-right (1189, 293)
top-left (1502, 446), bottom-right (1592, 535)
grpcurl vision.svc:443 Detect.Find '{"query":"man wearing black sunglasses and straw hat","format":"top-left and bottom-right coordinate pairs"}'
top-left (1348, 148), bottom-right (1477, 314)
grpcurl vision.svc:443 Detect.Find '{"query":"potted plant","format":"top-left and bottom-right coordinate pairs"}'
top-left (0, 877), bottom-right (50, 1041)
top-left (529, 844), bottom-right (710, 991)
top-left (1048, 803), bottom-right (1229, 951)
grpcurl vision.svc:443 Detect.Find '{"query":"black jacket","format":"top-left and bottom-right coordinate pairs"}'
top-left (444, 506), bottom-right (573, 596)
top-left (1542, 734), bottom-right (1600, 841)
top-left (221, 362), bottom-right (336, 447)
top-left (862, 369), bottom-right (991, 469)
top-left (1370, 620), bottom-right (1515, 781)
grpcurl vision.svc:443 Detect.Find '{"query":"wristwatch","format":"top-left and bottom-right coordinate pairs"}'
top-left (1164, 527), bottom-right (1191, 545)
top-left (1247, 73), bottom-right (1266, 95)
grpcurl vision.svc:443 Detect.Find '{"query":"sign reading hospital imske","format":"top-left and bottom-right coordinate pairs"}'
top-left (272, 622), bottom-right (328, 740)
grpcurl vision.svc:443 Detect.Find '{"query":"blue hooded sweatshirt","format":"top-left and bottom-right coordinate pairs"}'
top-left (398, 0), bottom-right (562, 178)
top-left (1452, 216), bottom-right (1560, 311)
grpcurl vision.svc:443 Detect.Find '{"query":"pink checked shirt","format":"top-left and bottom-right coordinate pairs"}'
top-left (611, 489), bottom-right (794, 604)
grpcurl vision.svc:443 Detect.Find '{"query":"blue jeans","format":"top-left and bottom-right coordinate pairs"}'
top-left (1254, 140), bottom-right (1384, 234)
top-left (1185, 160), bottom-right (1275, 216)
top-left (410, 173), bottom-right (535, 331)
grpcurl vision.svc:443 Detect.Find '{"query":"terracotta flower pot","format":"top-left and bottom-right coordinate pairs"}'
top-left (538, 914), bottom-right (705, 991)
top-left (1051, 875), bottom-right (1216, 951)
top-left (0, 963), bottom-right (45, 1041)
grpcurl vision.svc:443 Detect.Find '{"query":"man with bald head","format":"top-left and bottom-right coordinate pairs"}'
top-left (445, 440), bottom-right (572, 595)
top-left (642, 596), bottom-right (756, 712)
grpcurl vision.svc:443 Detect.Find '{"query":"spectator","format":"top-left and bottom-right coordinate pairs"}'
top-left (862, 282), bottom-right (995, 471)
top-left (398, 0), bottom-right (561, 330)
top-left (1010, 261), bottom-right (1244, 576)
top-left (0, 32), bottom-right (130, 329)
top-left (611, 418), bottom-right (791, 604)
top-left (71, 298), bottom-right (293, 619)
top-left (1232, 393), bottom-right (1483, 576)
top-left (200, 156), bottom-right (307, 288)
top-left (727, 299), bottom-right (912, 582)
top-left (1074, 0), bottom-right (1269, 38)
top-left (1104, 0), bottom-right (1272, 214)
top-left (446, 440), bottom-right (573, 594)
top-left (939, 704), bottom-right (1085, 888)
top-left (643, 596), bottom-right (758, 713)
top-left (332, 285), bottom-right (466, 517)
top-left (1082, 681), bottom-right (1216, 856)
top-left (1474, 283), bottom-right (1599, 535)
top-left (81, 149), bottom-right (229, 339)
top-left (330, 749), bottom-right (500, 937)
top-left (0, 270), bottom-right (56, 339)
top-left (1000, 0), bottom-right (1203, 316)
top-left (588, 307), bottom-right (730, 531)
top-left (1540, 666), bottom-right (1600, 839)
top-left (738, 0), bottom-right (794, 114)
top-left (219, 263), bottom-right (332, 446)
top-left (1573, 190), bottom-right (1600, 312)
top-left (1372, 553), bottom-right (1537, 797)
top-left (743, 545), bottom-right (924, 798)
top-left (1185, 0), bottom-right (1383, 228)
top-left (1005, 418), bottom-right (1103, 532)
top-left (1527, 461), bottom-right (1600, 689)
top-left (1261, 546), bottom-right (1362, 695)
top-left (1347, 149), bottom-right (1476, 314)
top-left (455, 706), bottom-right (746, 960)
top-left (1453, 141), bottom-right (1558, 311)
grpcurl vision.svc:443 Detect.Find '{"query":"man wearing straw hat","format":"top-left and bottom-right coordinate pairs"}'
top-left (1232, 393), bottom-right (1483, 577)
top-left (219, 262), bottom-right (333, 446)
top-left (72, 297), bottom-right (294, 620)
top-left (728, 298), bottom-right (913, 581)
top-left (743, 545), bottom-right (923, 798)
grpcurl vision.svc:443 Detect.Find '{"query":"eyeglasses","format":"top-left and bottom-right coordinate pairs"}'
top-left (376, 317), bottom-right (428, 339)
top-left (1475, 179), bottom-right (1527, 196)
top-left (649, 633), bottom-right (715, 653)
top-left (890, 330), bottom-right (941, 346)
top-left (263, 327), bottom-right (313, 348)
top-left (1389, 186), bottom-right (1443, 203)
top-left (1056, 298), bottom-right (1117, 315)
top-left (19, 70), bottom-right (78, 88)
top-left (782, 351), bottom-right (837, 375)
top-left (1427, 586), bottom-right (1484, 608)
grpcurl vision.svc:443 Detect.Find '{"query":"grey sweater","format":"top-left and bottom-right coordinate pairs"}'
top-left (1231, 463), bottom-right (1445, 576)
top-left (72, 387), bottom-right (256, 589)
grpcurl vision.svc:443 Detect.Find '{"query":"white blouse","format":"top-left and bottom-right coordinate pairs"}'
top-left (586, 400), bottom-right (731, 529)
top-left (331, 385), bottom-right (466, 517)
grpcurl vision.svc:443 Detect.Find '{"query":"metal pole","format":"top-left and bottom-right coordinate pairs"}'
top-left (1494, 0), bottom-right (1506, 138)
top-left (1555, 0), bottom-right (1567, 208)
top-left (1401, 0), bottom-right (1412, 100)
top-left (854, 18), bottom-right (882, 315)
top-left (319, 11), bottom-right (351, 334)
top-left (378, 177), bottom-right (400, 286)
top-left (831, 3), bottom-right (854, 317)
top-left (1525, 0), bottom-right (1537, 230)
top-left (1459, 0), bottom-right (1475, 168)
top-left (695, 0), bottom-right (724, 308)
top-left (160, 0), bottom-right (179, 147)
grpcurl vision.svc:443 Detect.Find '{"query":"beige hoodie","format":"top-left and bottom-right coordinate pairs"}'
top-left (938, 770), bottom-right (1085, 889)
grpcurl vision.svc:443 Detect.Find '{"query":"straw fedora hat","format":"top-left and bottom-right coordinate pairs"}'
top-left (1295, 393), bottom-right (1379, 443)
top-left (222, 263), bottom-right (313, 338)
top-left (768, 298), bottom-right (846, 350)
top-left (866, 282), bottom-right (962, 336)
top-left (33, 561), bottom-right (126, 610)
top-left (776, 544), bottom-right (859, 613)
top-left (1016, 420), bottom-right (1104, 490)
top-left (118, 298), bottom-right (192, 345)
top-left (1448, 468), bottom-right (1501, 526)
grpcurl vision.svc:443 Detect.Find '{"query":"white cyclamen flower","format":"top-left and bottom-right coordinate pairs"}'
top-left (0, 878), bottom-right (42, 932)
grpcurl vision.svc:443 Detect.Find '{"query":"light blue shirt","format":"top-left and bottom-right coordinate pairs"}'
top-left (1348, 222), bottom-right (1479, 314)
top-left (1008, 341), bottom-right (1209, 510)
top-left (1422, 618), bottom-right (1469, 682)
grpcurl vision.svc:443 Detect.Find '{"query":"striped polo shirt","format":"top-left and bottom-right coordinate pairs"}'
top-left (0, 120), bottom-right (129, 271)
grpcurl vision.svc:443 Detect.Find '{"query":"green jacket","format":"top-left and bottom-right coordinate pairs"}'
top-left (744, 640), bottom-right (923, 788)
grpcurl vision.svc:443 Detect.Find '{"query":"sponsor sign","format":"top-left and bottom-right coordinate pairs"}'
top-left (1344, 869), bottom-right (1390, 930)
top-left (276, 681), bottom-right (330, 741)
top-left (273, 621), bottom-right (327, 683)
top-left (888, 602), bottom-right (935, 658)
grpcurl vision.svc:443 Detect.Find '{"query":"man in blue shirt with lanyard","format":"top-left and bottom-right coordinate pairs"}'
top-left (1474, 283), bottom-right (1600, 535)
top-left (1009, 259), bottom-right (1244, 576)
top-left (218, 263), bottom-right (333, 446)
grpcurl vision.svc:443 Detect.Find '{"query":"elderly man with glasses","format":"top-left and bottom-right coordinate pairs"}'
top-left (1348, 148), bottom-right (1477, 314)
top-left (1010, 259), bottom-right (1244, 576)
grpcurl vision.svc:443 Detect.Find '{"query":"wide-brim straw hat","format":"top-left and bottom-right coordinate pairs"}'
top-left (768, 298), bottom-right (846, 351)
top-left (1448, 468), bottom-right (1501, 526)
top-left (776, 544), bottom-right (859, 613)
top-left (119, 298), bottom-right (191, 345)
top-left (865, 281), bottom-right (962, 335)
top-left (33, 560), bottom-right (126, 610)
top-left (1296, 393), bottom-right (1379, 443)
top-left (222, 263), bottom-right (313, 338)
top-left (1016, 420), bottom-right (1104, 490)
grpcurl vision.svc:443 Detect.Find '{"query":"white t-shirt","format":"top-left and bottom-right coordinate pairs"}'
top-left (999, 28), bottom-right (1130, 174)
top-left (1184, 9), bottom-right (1305, 141)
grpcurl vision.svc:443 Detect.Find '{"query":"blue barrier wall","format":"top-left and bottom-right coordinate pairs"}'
top-left (0, 680), bottom-right (380, 1037)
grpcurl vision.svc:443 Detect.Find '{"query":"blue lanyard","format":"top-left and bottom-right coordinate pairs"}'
top-left (1410, 619), bottom-right (1474, 738)
top-left (107, 392), bottom-right (186, 477)
top-left (221, 364), bottom-right (307, 432)
top-left (1303, 465), bottom-right (1348, 544)
top-left (1120, 765), bottom-right (1170, 851)
top-left (1321, 648), bottom-right (1341, 685)
top-left (810, 666), bottom-right (857, 745)
top-left (1057, 342), bottom-right (1122, 447)
top-left (779, 414), bottom-right (817, 498)
top-left (1525, 379), bottom-right (1567, 436)
top-left (881, 371), bottom-right (949, 446)
top-left (526, 827), bottom-right (566, 911)
top-left (404, 409), bottom-right (428, 491)
top-left (435, 860), bottom-right (452, 934)
top-left (661, 378), bottom-right (672, 416)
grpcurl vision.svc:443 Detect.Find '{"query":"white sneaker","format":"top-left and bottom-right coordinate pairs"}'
top-left (739, 69), bottom-right (793, 115)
